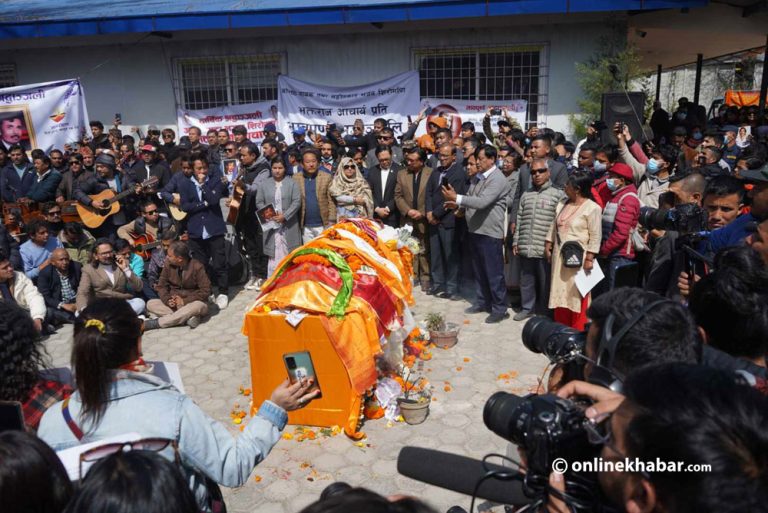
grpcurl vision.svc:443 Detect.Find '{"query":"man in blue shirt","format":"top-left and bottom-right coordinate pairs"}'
top-left (20, 219), bottom-right (63, 282)
top-left (708, 163), bottom-right (768, 254)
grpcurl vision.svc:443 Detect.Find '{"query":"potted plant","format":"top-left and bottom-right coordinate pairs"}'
top-left (396, 369), bottom-right (431, 425)
top-left (424, 312), bottom-right (459, 349)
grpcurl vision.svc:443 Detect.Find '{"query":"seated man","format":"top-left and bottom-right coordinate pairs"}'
top-left (37, 248), bottom-right (81, 325)
top-left (145, 241), bottom-right (210, 330)
top-left (19, 219), bottom-right (63, 282)
top-left (116, 200), bottom-right (174, 253)
top-left (146, 232), bottom-right (175, 293)
top-left (76, 238), bottom-right (145, 315)
top-left (57, 222), bottom-right (96, 267)
top-left (0, 249), bottom-right (46, 333)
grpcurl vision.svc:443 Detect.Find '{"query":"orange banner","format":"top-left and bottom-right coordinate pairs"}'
top-left (724, 90), bottom-right (768, 107)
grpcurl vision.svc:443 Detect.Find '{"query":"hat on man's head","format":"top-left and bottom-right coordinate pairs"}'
top-left (740, 162), bottom-right (768, 183)
top-left (589, 120), bottom-right (608, 131)
top-left (609, 163), bottom-right (634, 181)
top-left (497, 119), bottom-right (511, 128)
top-left (94, 153), bottom-right (116, 170)
top-left (672, 126), bottom-right (688, 136)
top-left (264, 123), bottom-right (277, 133)
top-left (722, 125), bottom-right (739, 133)
top-left (428, 116), bottom-right (449, 129)
top-left (140, 144), bottom-right (157, 153)
top-left (292, 127), bottom-right (307, 136)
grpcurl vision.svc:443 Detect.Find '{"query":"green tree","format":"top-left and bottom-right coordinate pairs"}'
top-left (569, 22), bottom-right (651, 140)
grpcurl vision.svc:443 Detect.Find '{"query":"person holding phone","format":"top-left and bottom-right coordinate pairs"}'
top-left (425, 143), bottom-right (467, 299)
top-left (39, 298), bottom-right (318, 512)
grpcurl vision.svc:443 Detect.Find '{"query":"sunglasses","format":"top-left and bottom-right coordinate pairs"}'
top-left (79, 438), bottom-right (179, 481)
top-left (47, 211), bottom-right (62, 216)
top-left (343, 164), bottom-right (356, 170)
top-left (377, 136), bottom-right (392, 140)
top-left (226, 148), bottom-right (237, 152)
top-left (530, 169), bottom-right (548, 175)
top-left (144, 210), bottom-right (159, 215)
top-left (69, 161), bottom-right (82, 165)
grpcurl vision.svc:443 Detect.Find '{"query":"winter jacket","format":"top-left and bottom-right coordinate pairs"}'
top-left (4, 271), bottom-right (46, 320)
top-left (513, 181), bottom-right (565, 258)
top-left (600, 184), bottom-right (640, 259)
top-left (618, 141), bottom-right (668, 208)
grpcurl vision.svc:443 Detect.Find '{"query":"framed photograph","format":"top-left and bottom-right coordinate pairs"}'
top-left (222, 158), bottom-right (239, 182)
top-left (0, 105), bottom-right (36, 153)
top-left (256, 203), bottom-right (279, 231)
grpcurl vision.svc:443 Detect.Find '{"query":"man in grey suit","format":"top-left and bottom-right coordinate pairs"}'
top-left (509, 134), bottom-right (568, 231)
top-left (443, 145), bottom-right (511, 323)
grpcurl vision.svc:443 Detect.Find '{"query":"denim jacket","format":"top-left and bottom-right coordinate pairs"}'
top-left (38, 370), bottom-right (287, 508)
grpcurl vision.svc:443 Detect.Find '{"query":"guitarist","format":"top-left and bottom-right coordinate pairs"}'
top-left (73, 153), bottom-right (142, 240)
top-left (231, 142), bottom-right (271, 291)
top-left (116, 200), bottom-right (174, 258)
top-left (126, 144), bottom-right (171, 217)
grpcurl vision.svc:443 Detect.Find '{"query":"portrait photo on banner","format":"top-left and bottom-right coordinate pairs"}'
top-left (0, 104), bottom-right (35, 152)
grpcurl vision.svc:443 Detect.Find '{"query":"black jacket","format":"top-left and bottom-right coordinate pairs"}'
top-left (38, 261), bottom-right (82, 308)
top-left (0, 223), bottom-right (21, 270)
top-left (425, 161), bottom-right (467, 229)
top-left (367, 163), bottom-right (401, 228)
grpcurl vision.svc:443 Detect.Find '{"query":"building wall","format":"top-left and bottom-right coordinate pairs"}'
top-left (12, 20), bottom-right (610, 139)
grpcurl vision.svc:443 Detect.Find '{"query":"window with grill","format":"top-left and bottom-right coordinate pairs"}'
top-left (0, 64), bottom-right (17, 88)
top-left (175, 55), bottom-right (282, 110)
top-left (413, 45), bottom-right (548, 127)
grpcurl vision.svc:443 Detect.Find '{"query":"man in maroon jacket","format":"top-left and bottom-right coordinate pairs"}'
top-left (599, 163), bottom-right (640, 290)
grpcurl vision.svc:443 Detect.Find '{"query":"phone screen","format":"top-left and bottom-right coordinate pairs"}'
top-left (283, 351), bottom-right (322, 398)
top-left (0, 401), bottom-right (24, 432)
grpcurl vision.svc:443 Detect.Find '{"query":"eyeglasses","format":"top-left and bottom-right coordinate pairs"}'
top-left (343, 164), bottom-right (356, 170)
top-left (530, 168), bottom-right (548, 175)
top-left (144, 210), bottom-right (159, 215)
top-left (162, 134), bottom-right (174, 139)
top-left (46, 211), bottom-right (62, 216)
top-left (377, 136), bottom-right (393, 140)
top-left (226, 147), bottom-right (237, 152)
top-left (79, 438), bottom-right (179, 481)
top-left (69, 161), bottom-right (81, 166)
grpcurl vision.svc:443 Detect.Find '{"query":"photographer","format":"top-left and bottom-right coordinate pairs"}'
top-left (547, 363), bottom-right (768, 513)
top-left (643, 171), bottom-right (707, 299)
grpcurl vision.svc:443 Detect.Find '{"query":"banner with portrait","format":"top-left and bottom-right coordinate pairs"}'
top-left (413, 98), bottom-right (528, 139)
top-left (277, 71), bottom-right (420, 138)
top-left (177, 101), bottom-right (277, 144)
top-left (0, 78), bottom-right (89, 154)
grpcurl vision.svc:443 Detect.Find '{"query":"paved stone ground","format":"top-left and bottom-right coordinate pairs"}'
top-left (44, 286), bottom-right (548, 513)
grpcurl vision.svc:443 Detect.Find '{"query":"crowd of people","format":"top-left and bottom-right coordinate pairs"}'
top-left (1, 96), bottom-right (768, 512)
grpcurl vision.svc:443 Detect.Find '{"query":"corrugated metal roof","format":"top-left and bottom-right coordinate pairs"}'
top-left (0, 0), bottom-right (709, 39)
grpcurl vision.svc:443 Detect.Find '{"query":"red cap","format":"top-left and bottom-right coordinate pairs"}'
top-left (140, 144), bottom-right (157, 153)
top-left (609, 163), bottom-right (633, 181)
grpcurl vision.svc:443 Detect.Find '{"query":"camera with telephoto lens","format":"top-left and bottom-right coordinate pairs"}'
top-left (523, 316), bottom-right (586, 363)
top-left (638, 202), bottom-right (708, 234)
top-left (483, 392), bottom-right (607, 508)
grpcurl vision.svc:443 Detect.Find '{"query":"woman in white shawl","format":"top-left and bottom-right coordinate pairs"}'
top-left (328, 157), bottom-right (374, 220)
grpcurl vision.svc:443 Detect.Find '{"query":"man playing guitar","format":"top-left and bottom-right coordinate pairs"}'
top-left (72, 153), bottom-right (144, 239)
top-left (117, 200), bottom-right (175, 259)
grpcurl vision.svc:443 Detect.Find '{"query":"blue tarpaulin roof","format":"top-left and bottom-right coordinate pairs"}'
top-left (0, 0), bottom-right (708, 39)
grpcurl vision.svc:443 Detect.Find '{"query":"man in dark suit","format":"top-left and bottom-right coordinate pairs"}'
top-left (179, 155), bottom-right (230, 310)
top-left (0, 144), bottom-right (35, 202)
top-left (367, 146), bottom-right (401, 228)
top-left (509, 134), bottom-right (568, 231)
top-left (23, 155), bottom-right (62, 204)
top-left (425, 143), bottom-right (467, 299)
top-left (37, 248), bottom-right (81, 325)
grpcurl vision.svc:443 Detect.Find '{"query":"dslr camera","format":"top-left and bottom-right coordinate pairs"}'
top-left (638, 202), bottom-right (708, 235)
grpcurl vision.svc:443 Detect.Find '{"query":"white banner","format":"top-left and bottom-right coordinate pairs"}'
top-left (0, 79), bottom-right (89, 154)
top-left (277, 71), bottom-right (420, 138)
top-left (414, 98), bottom-right (527, 138)
top-left (177, 101), bottom-right (277, 144)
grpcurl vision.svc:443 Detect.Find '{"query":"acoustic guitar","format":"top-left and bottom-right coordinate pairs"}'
top-left (128, 232), bottom-right (163, 260)
top-left (76, 176), bottom-right (159, 229)
top-left (226, 169), bottom-right (247, 225)
top-left (167, 193), bottom-right (187, 221)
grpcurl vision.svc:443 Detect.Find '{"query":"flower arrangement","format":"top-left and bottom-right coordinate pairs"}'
top-left (397, 367), bottom-right (432, 404)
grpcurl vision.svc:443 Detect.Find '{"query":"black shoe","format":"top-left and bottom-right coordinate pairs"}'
top-left (425, 287), bottom-right (438, 296)
top-left (464, 305), bottom-right (489, 314)
top-left (485, 312), bottom-right (510, 324)
top-left (437, 291), bottom-right (452, 299)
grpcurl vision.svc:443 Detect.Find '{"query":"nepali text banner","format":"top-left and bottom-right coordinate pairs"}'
top-left (0, 78), bottom-right (89, 153)
top-left (414, 98), bottom-right (527, 139)
top-left (177, 101), bottom-right (277, 144)
top-left (277, 71), bottom-right (420, 138)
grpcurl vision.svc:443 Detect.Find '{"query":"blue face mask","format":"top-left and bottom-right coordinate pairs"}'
top-left (692, 132), bottom-right (703, 141)
top-left (524, 138), bottom-right (531, 146)
top-left (606, 178), bottom-right (619, 191)
top-left (646, 158), bottom-right (661, 175)
top-left (593, 160), bottom-right (607, 174)
top-left (496, 158), bottom-right (504, 169)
